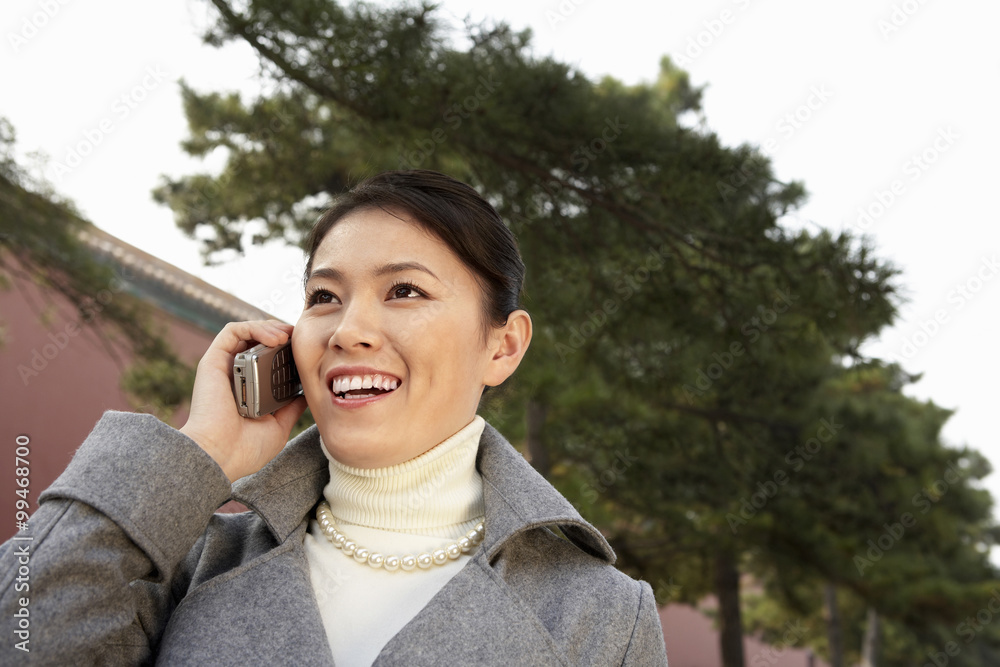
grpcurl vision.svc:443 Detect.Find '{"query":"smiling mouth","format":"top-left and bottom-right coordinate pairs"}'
top-left (330, 374), bottom-right (400, 400)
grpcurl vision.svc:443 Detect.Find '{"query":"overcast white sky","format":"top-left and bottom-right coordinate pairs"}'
top-left (3, 1), bottom-right (998, 504)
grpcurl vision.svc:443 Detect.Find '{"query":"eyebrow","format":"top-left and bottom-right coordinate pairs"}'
top-left (306, 261), bottom-right (440, 284)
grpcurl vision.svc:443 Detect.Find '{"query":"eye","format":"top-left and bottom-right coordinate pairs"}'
top-left (388, 281), bottom-right (425, 300)
top-left (306, 287), bottom-right (338, 306)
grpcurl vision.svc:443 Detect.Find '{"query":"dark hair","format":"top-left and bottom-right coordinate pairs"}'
top-left (304, 170), bottom-right (525, 341)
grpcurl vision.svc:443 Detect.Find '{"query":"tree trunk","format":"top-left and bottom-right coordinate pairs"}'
top-left (824, 583), bottom-right (844, 667)
top-left (525, 400), bottom-right (549, 477)
top-left (861, 607), bottom-right (880, 667)
top-left (715, 548), bottom-right (745, 667)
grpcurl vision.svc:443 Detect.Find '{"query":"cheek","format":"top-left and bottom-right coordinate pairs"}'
top-left (439, 341), bottom-right (489, 388)
top-left (292, 323), bottom-right (322, 372)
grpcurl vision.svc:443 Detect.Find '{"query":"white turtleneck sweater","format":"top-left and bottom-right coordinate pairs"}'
top-left (304, 416), bottom-right (487, 667)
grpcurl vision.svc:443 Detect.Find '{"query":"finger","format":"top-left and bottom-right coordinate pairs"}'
top-left (247, 320), bottom-right (290, 346)
top-left (268, 320), bottom-right (294, 335)
top-left (211, 321), bottom-right (291, 358)
top-left (272, 396), bottom-right (308, 433)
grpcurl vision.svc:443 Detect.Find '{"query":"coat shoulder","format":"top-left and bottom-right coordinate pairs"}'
top-left (493, 526), bottom-right (666, 665)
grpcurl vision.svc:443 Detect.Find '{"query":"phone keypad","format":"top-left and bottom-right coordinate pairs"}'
top-left (271, 347), bottom-right (301, 401)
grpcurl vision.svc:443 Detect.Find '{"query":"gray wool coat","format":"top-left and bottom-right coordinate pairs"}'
top-left (1, 411), bottom-right (668, 665)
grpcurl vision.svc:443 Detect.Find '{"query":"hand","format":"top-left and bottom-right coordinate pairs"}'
top-left (180, 320), bottom-right (308, 482)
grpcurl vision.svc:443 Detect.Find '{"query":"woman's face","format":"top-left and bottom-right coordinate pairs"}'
top-left (293, 207), bottom-right (507, 468)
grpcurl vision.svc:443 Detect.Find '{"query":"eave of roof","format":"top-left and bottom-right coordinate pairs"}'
top-left (77, 226), bottom-right (284, 331)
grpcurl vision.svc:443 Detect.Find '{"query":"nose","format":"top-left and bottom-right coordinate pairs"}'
top-left (328, 300), bottom-right (383, 352)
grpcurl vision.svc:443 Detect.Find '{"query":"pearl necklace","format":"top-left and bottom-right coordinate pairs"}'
top-left (315, 500), bottom-right (485, 572)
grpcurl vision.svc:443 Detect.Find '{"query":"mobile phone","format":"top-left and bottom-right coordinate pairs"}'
top-left (232, 341), bottom-right (303, 418)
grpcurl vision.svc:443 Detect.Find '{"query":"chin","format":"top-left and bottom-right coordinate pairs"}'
top-left (318, 422), bottom-right (397, 467)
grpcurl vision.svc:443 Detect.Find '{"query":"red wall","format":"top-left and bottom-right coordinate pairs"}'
top-left (660, 603), bottom-right (827, 667)
top-left (0, 274), bottom-right (215, 542)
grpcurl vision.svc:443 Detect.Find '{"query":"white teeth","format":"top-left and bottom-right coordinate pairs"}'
top-left (331, 373), bottom-right (400, 396)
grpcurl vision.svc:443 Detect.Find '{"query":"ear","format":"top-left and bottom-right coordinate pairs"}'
top-left (483, 310), bottom-right (532, 387)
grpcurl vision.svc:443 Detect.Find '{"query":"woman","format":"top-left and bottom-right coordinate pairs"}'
top-left (1, 170), bottom-right (668, 665)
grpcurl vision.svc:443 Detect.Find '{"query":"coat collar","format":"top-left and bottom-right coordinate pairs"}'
top-left (230, 421), bottom-right (615, 565)
top-left (475, 423), bottom-right (616, 563)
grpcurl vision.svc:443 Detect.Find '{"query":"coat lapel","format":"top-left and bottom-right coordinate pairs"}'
top-left (373, 556), bottom-right (567, 666)
top-left (157, 528), bottom-right (335, 666)
top-left (474, 423), bottom-right (616, 565)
